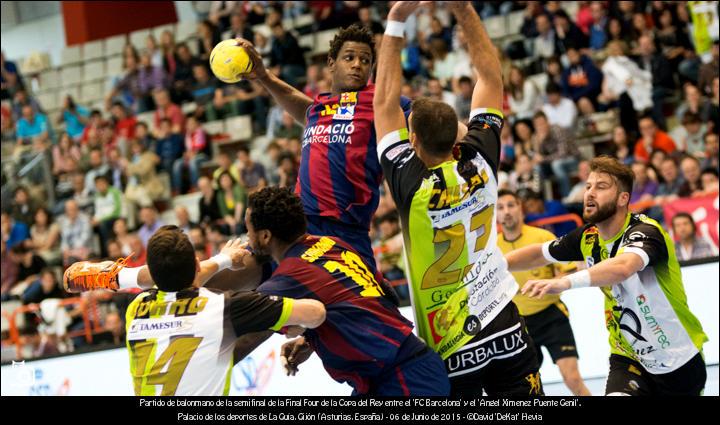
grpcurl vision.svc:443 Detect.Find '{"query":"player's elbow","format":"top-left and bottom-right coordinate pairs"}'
top-left (296, 299), bottom-right (326, 329)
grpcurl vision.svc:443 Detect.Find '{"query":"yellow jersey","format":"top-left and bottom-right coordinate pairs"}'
top-left (498, 225), bottom-right (576, 316)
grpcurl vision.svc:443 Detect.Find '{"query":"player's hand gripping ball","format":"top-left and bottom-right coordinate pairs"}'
top-left (209, 39), bottom-right (253, 83)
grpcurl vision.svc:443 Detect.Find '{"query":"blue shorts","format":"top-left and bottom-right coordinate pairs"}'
top-left (358, 347), bottom-right (451, 396)
top-left (306, 215), bottom-right (376, 274)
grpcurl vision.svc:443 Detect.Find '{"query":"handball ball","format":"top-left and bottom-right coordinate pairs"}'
top-left (209, 40), bottom-right (253, 84)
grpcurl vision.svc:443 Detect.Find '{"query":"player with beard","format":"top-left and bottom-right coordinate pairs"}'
top-left (505, 156), bottom-right (708, 396)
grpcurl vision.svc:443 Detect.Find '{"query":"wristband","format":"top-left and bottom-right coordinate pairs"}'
top-left (118, 267), bottom-right (142, 290)
top-left (211, 253), bottom-right (233, 271)
top-left (567, 269), bottom-right (591, 289)
top-left (385, 20), bottom-right (405, 38)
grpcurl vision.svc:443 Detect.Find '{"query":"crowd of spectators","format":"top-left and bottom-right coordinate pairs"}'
top-left (1, 1), bottom-right (718, 360)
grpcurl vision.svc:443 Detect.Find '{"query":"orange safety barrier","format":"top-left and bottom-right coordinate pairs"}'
top-left (629, 199), bottom-right (656, 212)
top-left (527, 213), bottom-right (584, 228)
top-left (4, 296), bottom-right (103, 360)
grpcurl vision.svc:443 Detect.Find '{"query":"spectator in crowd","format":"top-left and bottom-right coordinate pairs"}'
top-left (137, 206), bottom-right (164, 248)
top-left (675, 83), bottom-right (713, 124)
top-left (635, 34), bottom-right (675, 129)
top-left (277, 151), bottom-right (298, 188)
top-left (553, 9), bottom-right (588, 52)
top-left (112, 218), bottom-right (133, 257)
top-left (701, 168), bottom-right (719, 194)
top-left (588, 1), bottom-right (608, 50)
top-left (67, 172), bottom-right (94, 215)
top-left (6, 243), bottom-right (47, 299)
top-left (216, 170), bottom-right (246, 235)
top-left (634, 114), bottom-right (677, 163)
top-left (670, 112), bottom-right (708, 157)
top-left (521, 190), bottom-right (575, 236)
top-left (426, 77), bottom-right (456, 109)
top-left (110, 102), bottom-right (137, 157)
top-left (171, 43), bottom-right (197, 103)
top-left (454, 75), bottom-right (474, 121)
top-left (235, 146), bottom-right (267, 194)
top-left (269, 22), bottom-right (306, 87)
top-left (508, 67), bottom-right (540, 121)
top-left (153, 88), bottom-right (184, 135)
top-left (173, 115), bottom-right (209, 193)
top-left (532, 111), bottom-right (581, 198)
top-left (91, 175), bottom-right (123, 257)
top-left (124, 139), bottom-right (165, 210)
top-left (563, 160), bottom-right (591, 205)
top-left (159, 30), bottom-right (177, 77)
top-left (656, 157), bottom-right (685, 204)
top-left (211, 151), bottom-right (240, 188)
top-left (701, 132), bottom-right (719, 171)
top-left (672, 213), bottom-right (716, 261)
top-left (16, 104), bottom-right (50, 149)
top-left (1, 51), bottom-right (24, 100)
top-left (197, 175), bottom-right (222, 227)
top-left (190, 62), bottom-right (218, 119)
top-left (561, 47), bottom-right (603, 103)
top-left (107, 46), bottom-right (143, 112)
top-left (541, 82), bottom-right (577, 129)
top-left (372, 211), bottom-right (408, 300)
top-left (21, 267), bottom-right (65, 305)
top-left (358, 5), bottom-right (384, 35)
top-left (83, 148), bottom-right (109, 198)
top-left (125, 234), bottom-right (147, 268)
top-left (197, 20), bottom-right (221, 62)
top-left (226, 10), bottom-right (254, 41)
top-left (60, 95), bottom-right (89, 141)
top-left (534, 14), bottom-right (557, 59)
top-left (58, 199), bottom-right (92, 266)
top-left (28, 207), bottom-right (60, 266)
top-left (678, 155), bottom-right (704, 197)
top-left (509, 153), bottom-right (542, 195)
top-left (698, 41), bottom-right (719, 97)
top-left (9, 186), bottom-right (35, 226)
top-left (175, 205), bottom-right (198, 236)
top-left (52, 132), bottom-right (81, 178)
top-left (1, 210), bottom-right (30, 251)
top-left (601, 40), bottom-right (653, 120)
top-left (630, 161), bottom-right (659, 205)
top-left (154, 118), bottom-right (184, 175)
top-left (144, 34), bottom-right (164, 68)
top-left (273, 110), bottom-right (303, 142)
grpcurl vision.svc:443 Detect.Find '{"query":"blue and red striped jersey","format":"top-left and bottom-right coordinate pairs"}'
top-left (297, 84), bottom-right (412, 229)
top-left (256, 234), bottom-right (422, 394)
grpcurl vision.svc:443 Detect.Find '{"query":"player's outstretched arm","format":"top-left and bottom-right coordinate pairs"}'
top-left (285, 299), bottom-right (326, 329)
top-left (505, 243), bottom-right (553, 272)
top-left (235, 38), bottom-right (313, 125)
top-left (522, 252), bottom-right (646, 298)
top-left (373, 1), bottom-right (421, 141)
top-left (194, 238), bottom-right (253, 287)
top-left (447, 2), bottom-right (503, 112)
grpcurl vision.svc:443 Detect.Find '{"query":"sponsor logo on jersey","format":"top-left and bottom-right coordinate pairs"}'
top-left (301, 236), bottom-right (336, 263)
top-left (445, 323), bottom-right (527, 376)
top-left (427, 169), bottom-right (489, 210)
top-left (302, 122), bottom-right (356, 146)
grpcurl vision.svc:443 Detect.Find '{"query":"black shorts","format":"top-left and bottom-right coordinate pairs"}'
top-left (605, 353), bottom-right (707, 396)
top-left (444, 302), bottom-right (544, 397)
top-left (523, 301), bottom-right (579, 365)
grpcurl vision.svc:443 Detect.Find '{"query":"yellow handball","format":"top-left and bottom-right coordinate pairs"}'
top-left (209, 39), bottom-right (253, 84)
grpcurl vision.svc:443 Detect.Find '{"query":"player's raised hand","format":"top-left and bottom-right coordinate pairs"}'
top-left (220, 238), bottom-right (251, 270)
top-left (388, 1), bottom-right (422, 22)
top-left (522, 278), bottom-right (571, 298)
top-left (234, 38), bottom-right (268, 80)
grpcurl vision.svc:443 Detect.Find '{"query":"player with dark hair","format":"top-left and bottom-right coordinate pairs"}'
top-left (64, 225), bottom-right (326, 396)
top-left (234, 23), bottom-right (411, 276)
top-left (246, 187), bottom-right (449, 396)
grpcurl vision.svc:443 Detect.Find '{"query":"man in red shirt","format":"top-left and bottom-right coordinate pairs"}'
top-left (111, 102), bottom-right (137, 156)
top-left (634, 114), bottom-right (676, 162)
top-left (152, 88), bottom-right (184, 136)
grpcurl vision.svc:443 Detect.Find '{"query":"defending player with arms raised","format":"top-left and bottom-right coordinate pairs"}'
top-left (245, 187), bottom-right (450, 396)
top-left (235, 24), bottom-right (411, 272)
top-left (507, 156), bottom-right (708, 396)
top-left (496, 189), bottom-right (591, 396)
top-left (64, 228), bottom-right (326, 396)
top-left (373, 1), bottom-right (542, 396)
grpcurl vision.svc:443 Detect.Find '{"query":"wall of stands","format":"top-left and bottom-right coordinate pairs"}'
top-left (2, 261), bottom-right (718, 396)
